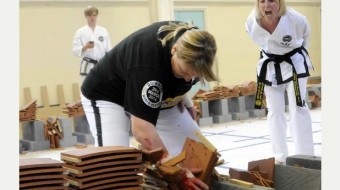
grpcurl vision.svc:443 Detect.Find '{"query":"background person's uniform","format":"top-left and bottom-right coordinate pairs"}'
top-left (72, 24), bottom-right (111, 81)
top-left (81, 21), bottom-right (200, 157)
top-left (246, 8), bottom-right (315, 162)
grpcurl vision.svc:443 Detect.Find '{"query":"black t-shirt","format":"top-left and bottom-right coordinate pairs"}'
top-left (81, 21), bottom-right (197, 125)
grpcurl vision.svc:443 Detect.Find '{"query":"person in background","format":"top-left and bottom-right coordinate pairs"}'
top-left (245, 0), bottom-right (315, 164)
top-left (72, 6), bottom-right (111, 82)
top-left (81, 21), bottom-right (217, 189)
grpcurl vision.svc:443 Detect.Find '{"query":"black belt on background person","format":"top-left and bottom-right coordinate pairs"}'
top-left (254, 46), bottom-right (310, 109)
top-left (80, 57), bottom-right (98, 76)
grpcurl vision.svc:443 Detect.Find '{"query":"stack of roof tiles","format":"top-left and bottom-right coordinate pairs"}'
top-left (63, 101), bottom-right (85, 117)
top-left (19, 100), bottom-right (37, 122)
top-left (61, 146), bottom-right (143, 189)
top-left (192, 89), bottom-right (221, 101)
top-left (238, 81), bottom-right (257, 96)
top-left (212, 85), bottom-right (239, 98)
top-left (19, 158), bottom-right (68, 190)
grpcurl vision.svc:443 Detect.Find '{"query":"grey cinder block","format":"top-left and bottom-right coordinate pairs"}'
top-left (228, 97), bottom-right (246, 113)
top-left (231, 112), bottom-right (250, 120)
top-left (245, 95), bottom-right (256, 110)
top-left (73, 132), bottom-right (95, 144)
top-left (20, 139), bottom-right (50, 152)
top-left (59, 136), bottom-right (78, 148)
top-left (199, 101), bottom-right (210, 118)
top-left (74, 115), bottom-right (92, 134)
top-left (274, 164), bottom-right (321, 190)
top-left (21, 120), bottom-right (46, 142)
top-left (198, 117), bottom-right (213, 126)
top-left (249, 109), bottom-right (266, 118)
top-left (212, 114), bottom-right (232, 123)
top-left (209, 99), bottom-right (230, 115)
top-left (286, 155), bottom-right (321, 170)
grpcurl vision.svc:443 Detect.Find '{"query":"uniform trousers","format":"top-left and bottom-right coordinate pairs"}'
top-left (264, 77), bottom-right (314, 162)
top-left (80, 93), bottom-right (200, 157)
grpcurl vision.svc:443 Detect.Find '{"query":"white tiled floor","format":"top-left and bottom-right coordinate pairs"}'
top-left (19, 108), bottom-right (321, 176)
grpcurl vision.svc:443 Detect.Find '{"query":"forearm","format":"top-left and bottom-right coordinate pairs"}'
top-left (182, 93), bottom-right (194, 108)
top-left (131, 115), bottom-right (168, 158)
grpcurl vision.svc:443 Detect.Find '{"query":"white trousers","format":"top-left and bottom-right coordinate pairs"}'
top-left (264, 77), bottom-right (314, 162)
top-left (81, 93), bottom-right (200, 157)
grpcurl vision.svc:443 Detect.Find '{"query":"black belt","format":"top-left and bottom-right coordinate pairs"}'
top-left (254, 46), bottom-right (310, 109)
top-left (80, 57), bottom-right (98, 76)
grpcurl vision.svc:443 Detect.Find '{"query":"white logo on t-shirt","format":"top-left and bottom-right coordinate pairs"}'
top-left (141, 81), bottom-right (163, 108)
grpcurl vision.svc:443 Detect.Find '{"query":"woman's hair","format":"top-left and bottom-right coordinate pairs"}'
top-left (84, 6), bottom-right (99, 16)
top-left (255, 0), bottom-right (287, 19)
top-left (157, 22), bottom-right (218, 82)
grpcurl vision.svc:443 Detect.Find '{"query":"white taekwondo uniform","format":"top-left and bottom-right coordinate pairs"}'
top-left (72, 25), bottom-right (111, 81)
top-left (246, 7), bottom-right (314, 162)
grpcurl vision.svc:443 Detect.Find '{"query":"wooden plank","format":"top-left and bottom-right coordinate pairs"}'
top-left (24, 87), bottom-right (32, 105)
top-left (40, 86), bottom-right (50, 107)
top-left (72, 83), bottom-right (80, 102)
top-left (57, 84), bottom-right (66, 106)
top-left (230, 179), bottom-right (254, 188)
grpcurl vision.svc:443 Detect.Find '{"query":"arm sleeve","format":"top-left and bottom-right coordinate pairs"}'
top-left (301, 16), bottom-right (311, 49)
top-left (104, 28), bottom-right (112, 51)
top-left (182, 93), bottom-right (194, 108)
top-left (72, 29), bottom-right (83, 57)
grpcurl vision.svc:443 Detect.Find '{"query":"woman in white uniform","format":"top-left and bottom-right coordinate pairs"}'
top-left (245, 0), bottom-right (315, 164)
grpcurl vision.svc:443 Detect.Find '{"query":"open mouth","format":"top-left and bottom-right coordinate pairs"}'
top-left (265, 11), bottom-right (272, 16)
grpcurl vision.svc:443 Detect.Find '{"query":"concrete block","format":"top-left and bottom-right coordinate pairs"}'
top-left (274, 164), bottom-right (321, 190)
top-left (59, 136), bottom-right (78, 148)
top-left (198, 117), bottom-right (213, 126)
top-left (286, 155), bottom-right (321, 170)
top-left (249, 109), bottom-right (266, 118)
top-left (73, 115), bottom-right (92, 134)
top-left (232, 112), bottom-right (250, 121)
top-left (212, 114), bottom-right (233, 123)
top-left (21, 120), bottom-right (46, 142)
top-left (57, 117), bottom-right (73, 136)
top-left (20, 139), bottom-right (50, 152)
top-left (212, 180), bottom-right (273, 190)
top-left (245, 95), bottom-right (256, 110)
top-left (199, 101), bottom-right (210, 118)
top-left (208, 99), bottom-right (230, 115)
top-left (228, 97), bottom-right (247, 113)
top-left (73, 132), bottom-right (95, 144)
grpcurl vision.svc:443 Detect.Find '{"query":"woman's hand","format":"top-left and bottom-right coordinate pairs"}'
top-left (179, 168), bottom-right (209, 190)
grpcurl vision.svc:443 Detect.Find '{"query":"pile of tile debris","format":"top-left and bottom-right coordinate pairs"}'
top-left (44, 118), bottom-right (63, 149)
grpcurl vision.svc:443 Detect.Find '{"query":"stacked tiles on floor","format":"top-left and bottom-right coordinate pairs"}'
top-left (61, 146), bottom-right (143, 190)
top-left (19, 158), bottom-right (68, 190)
top-left (19, 100), bottom-right (37, 122)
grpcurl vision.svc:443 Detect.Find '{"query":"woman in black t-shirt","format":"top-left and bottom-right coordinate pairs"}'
top-left (81, 21), bottom-right (217, 189)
